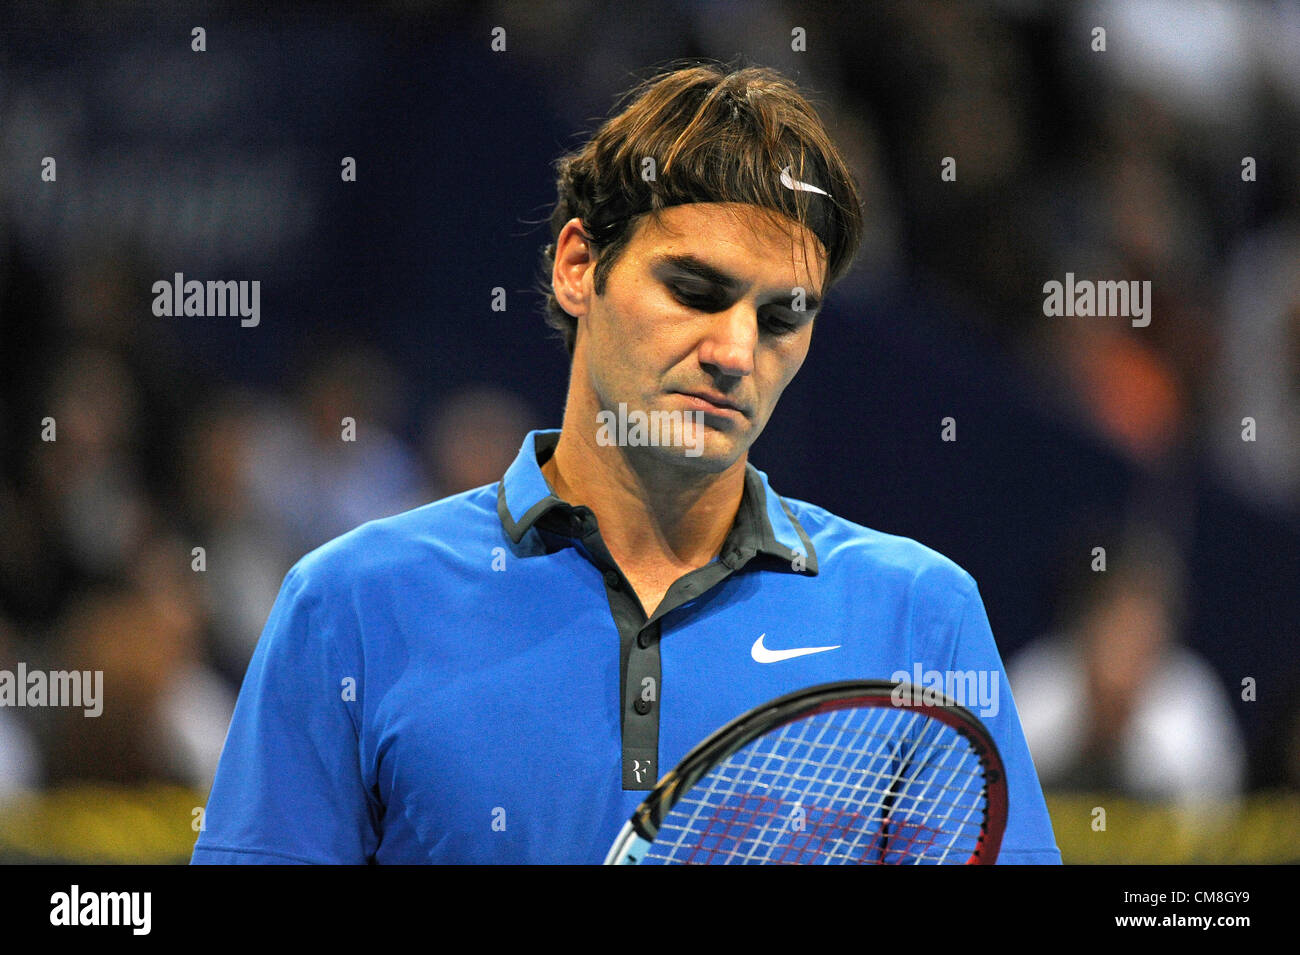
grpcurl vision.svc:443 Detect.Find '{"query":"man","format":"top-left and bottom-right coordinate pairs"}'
top-left (192, 62), bottom-right (1060, 864)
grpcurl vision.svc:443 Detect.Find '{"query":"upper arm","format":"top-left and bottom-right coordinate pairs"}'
top-left (191, 564), bottom-right (378, 865)
top-left (942, 579), bottom-right (1062, 864)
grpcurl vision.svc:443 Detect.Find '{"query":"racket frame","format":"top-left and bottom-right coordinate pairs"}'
top-left (604, 679), bottom-right (1008, 865)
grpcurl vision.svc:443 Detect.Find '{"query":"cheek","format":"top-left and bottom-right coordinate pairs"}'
top-left (789, 333), bottom-right (814, 376)
top-left (605, 291), bottom-right (701, 365)
top-left (771, 336), bottom-right (813, 390)
top-left (752, 338), bottom-right (812, 415)
top-left (597, 283), bottom-right (662, 343)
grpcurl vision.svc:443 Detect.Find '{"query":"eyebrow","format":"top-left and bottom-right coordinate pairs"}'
top-left (655, 253), bottom-right (823, 313)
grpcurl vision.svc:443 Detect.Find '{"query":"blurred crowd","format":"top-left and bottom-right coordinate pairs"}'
top-left (0, 245), bottom-right (541, 796)
top-left (1, 0), bottom-right (1299, 828)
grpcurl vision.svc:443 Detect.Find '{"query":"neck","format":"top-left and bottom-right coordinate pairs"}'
top-left (541, 397), bottom-right (746, 573)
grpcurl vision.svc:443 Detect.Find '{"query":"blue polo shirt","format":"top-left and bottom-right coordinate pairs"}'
top-left (192, 429), bottom-right (1061, 864)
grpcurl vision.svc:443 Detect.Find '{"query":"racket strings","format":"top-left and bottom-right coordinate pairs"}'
top-left (644, 704), bottom-right (989, 864)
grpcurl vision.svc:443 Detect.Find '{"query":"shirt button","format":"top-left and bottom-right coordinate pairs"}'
top-left (636, 631), bottom-right (652, 649)
top-left (604, 570), bottom-right (621, 589)
top-left (634, 698), bottom-right (652, 715)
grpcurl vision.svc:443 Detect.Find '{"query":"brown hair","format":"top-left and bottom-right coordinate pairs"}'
top-left (538, 59), bottom-right (864, 355)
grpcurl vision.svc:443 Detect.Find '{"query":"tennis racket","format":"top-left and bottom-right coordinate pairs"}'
top-left (604, 679), bottom-right (1007, 864)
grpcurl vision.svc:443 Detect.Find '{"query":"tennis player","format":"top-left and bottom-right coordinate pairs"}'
top-left (192, 62), bottom-right (1061, 864)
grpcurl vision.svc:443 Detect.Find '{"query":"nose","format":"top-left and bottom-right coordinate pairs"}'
top-left (697, 304), bottom-right (756, 379)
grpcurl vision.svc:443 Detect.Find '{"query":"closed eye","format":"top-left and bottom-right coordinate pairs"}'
top-left (670, 283), bottom-right (808, 336)
top-left (669, 283), bottom-right (724, 310)
top-left (759, 312), bottom-right (799, 335)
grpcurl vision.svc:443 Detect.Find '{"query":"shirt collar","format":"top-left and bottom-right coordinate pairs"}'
top-left (496, 429), bottom-right (818, 574)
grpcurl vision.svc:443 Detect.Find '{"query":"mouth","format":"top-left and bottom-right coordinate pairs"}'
top-left (673, 391), bottom-right (749, 418)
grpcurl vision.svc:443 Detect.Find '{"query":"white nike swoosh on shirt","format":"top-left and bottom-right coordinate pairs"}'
top-left (779, 165), bottom-right (830, 196)
top-left (751, 633), bottom-right (841, 664)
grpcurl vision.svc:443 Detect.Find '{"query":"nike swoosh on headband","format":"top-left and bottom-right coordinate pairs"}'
top-left (779, 165), bottom-right (830, 197)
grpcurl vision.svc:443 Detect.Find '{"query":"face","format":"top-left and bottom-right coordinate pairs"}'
top-left (554, 202), bottom-right (828, 473)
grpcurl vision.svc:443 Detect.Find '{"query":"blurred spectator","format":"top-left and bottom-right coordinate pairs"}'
top-left (33, 347), bottom-right (149, 578)
top-left (179, 391), bottom-right (294, 673)
top-left (1009, 530), bottom-right (1245, 804)
top-left (1209, 224), bottom-right (1300, 515)
top-left (242, 346), bottom-right (424, 552)
top-left (0, 617), bottom-right (42, 799)
top-left (38, 582), bottom-right (232, 790)
top-left (421, 385), bottom-right (540, 497)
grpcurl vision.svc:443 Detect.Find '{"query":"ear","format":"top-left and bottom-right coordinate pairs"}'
top-left (552, 218), bottom-right (595, 320)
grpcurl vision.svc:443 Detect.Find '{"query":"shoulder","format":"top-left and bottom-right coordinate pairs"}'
top-left (289, 482), bottom-right (501, 594)
top-left (779, 492), bottom-right (979, 603)
top-left (251, 484), bottom-right (503, 668)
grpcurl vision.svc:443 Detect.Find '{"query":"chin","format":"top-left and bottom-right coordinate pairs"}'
top-left (640, 428), bottom-right (746, 475)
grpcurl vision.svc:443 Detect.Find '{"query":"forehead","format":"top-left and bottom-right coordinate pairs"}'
top-left (625, 202), bottom-right (827, 293)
